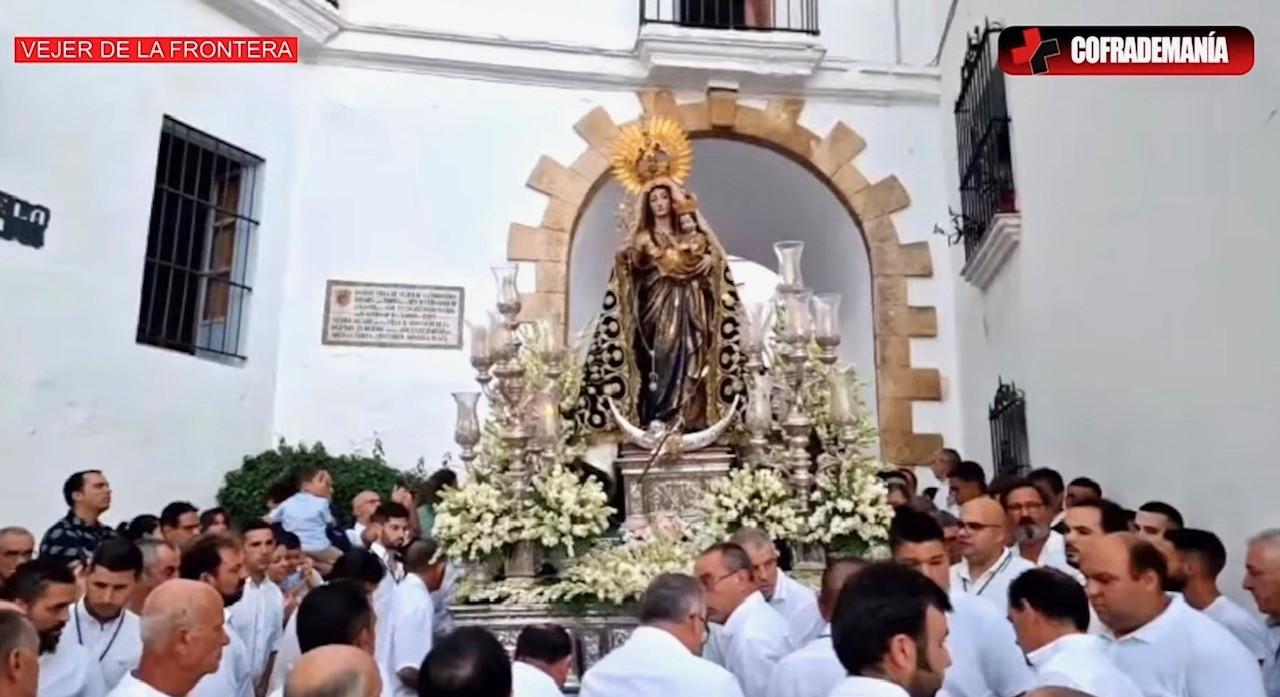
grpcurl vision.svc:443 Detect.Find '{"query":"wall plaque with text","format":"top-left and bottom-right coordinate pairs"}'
top-left (321, 280), bottom-right (464, 349)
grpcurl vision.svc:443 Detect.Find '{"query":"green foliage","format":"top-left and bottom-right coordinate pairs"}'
top-left (217, 439), bottom-right (428, 527)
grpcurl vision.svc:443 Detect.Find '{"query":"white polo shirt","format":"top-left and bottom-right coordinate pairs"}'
top-left (512, 660), bottom-right (563, 697)
top-left (1263, 622), bottom-right (1280, 697)
top-left (385, 573), bottom-right (434, 697)
top-left (1203, 595), bottom-right (1270, 664)
top-left (105, 673), bottom-right (167, 697)
top-left (763, 626), bottom-right (844, 697)
top-left (71, 601), bottom-right (142, 690)
top-left (267, 609), bottom-right (300, 695)
top-left (190, 610), bottom-right (253, 697)
top-left (829, 676), bottom-right (910, 697)
top-left (941, 591), bottom-right (1037, 697)
top-left (704, 591), bottom-right (790, 697)
top-left (1028, 633), bottom-right (1142, 697)
top-left (950, 548), bottom-right (1036, 615)
top-left (229, 575), bottom-right (285, 683)
top-left (1105, 594), bottom-right (1265, 697)
top-left (579, 626), bottom-right (743, 697)
top-left (768, 572), bottom-right (825, 647)
top-left (41, 636), bottom-right (107, 697)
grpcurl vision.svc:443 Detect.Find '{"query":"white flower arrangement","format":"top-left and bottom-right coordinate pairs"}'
top-left (699, 467), bottom-right (806, 543)
top-left (432, 479), bottom-right (522, 563)
top-left (524, 463), bottom-right (612, 558)
top-left (803, 458), bottom-right (894, 556)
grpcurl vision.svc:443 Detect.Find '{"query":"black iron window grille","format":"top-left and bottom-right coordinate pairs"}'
top-left (641, 0), bottom-right (819, 34)
top-left (135, 117), bottom-right (263, 362)
top-left (954, 22), bottom-right (1015, 260)
top-left (989, 379), bottom-right (1030, 477)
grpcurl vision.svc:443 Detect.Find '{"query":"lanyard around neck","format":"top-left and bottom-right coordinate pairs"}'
top-left (963, 550), bottom-right (1014, 597)
top-left (75, 604), bottom-right (126, 662)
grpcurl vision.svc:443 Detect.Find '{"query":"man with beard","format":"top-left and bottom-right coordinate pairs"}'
top-left (0, 608), bottom-right (39, 697)
top-left (40, 471), bottom-right (116, 569)
top-left (828, 562), bottom-right (952, 697)
top-left (951, 497), bottom-right (1035, 614)
top-left (180, 533), bottom-right (253, 697)
top-left (2, 559), bottom-right (106, 697)
top-left (1061, 498), bottom-right (1128, 571)
top-left (1001, 480), bottom-right (1075, 578)
top-left (108, 580), bottom-right (228, 697)
top-left (1026, 469), bottom-right (1066, 528)
top-left (126, 540), bottom-right (179, 616)
top-left (0, 528), bottom-right (35, 587)
top-left (367, 503), bottom-right (410, 669)
top-left (1166, 528), bottom-right (1269, 664)
top-left (230, 521), bottom-right (285, 694)
top-left (890, 510), bottom-right (1034, 697)
top-left (72, 539), bottom-right (144, 690)
top-left (729, 528), bottom-right (824, 646)
top-left (1079, 533), bottom-right (1263, 697)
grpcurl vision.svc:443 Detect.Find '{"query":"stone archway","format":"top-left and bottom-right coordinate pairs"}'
top-left (506, 88), bottom-right (944, 465)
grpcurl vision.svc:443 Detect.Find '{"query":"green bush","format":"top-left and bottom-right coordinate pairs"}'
top-left (217, 440), bottom-right (428, 527)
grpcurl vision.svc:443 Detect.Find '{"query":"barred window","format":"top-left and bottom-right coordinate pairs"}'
top-left (135, 117), bottom-right (262, 362)
top-left (989, 379), bottom-right (1030, 477)
top-left (954, 23), bottom-right (1016, 259)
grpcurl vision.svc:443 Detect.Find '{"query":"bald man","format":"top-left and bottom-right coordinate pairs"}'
top-left (346, 492), bottom-right (382, 549)
top-left (108, 580), bottom-right (228, 697)
top-left (951, 497), bottom-right (1035, 613)
top-left (285, 645), bottom-right (381, 697)
top-left (765, 557), bottom-right (866, 697)
top-left (1078, 534), bottom-right (1264, 697)
top-left (0, 609), bottom-right (39, 697)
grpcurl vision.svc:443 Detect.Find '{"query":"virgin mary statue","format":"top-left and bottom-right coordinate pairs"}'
top-left (576, 118), bottom-right (746, 439)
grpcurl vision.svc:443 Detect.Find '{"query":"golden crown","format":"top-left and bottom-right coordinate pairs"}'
top-left (610, 117), bottom-right (694, 193)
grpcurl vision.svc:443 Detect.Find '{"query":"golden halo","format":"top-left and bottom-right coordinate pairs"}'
top-left (609, 117), bottom-right (694, 193)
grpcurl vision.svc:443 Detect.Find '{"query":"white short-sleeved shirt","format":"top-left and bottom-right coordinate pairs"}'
top-left (229, 576), bottom-right (285, 683)
top-left (71, 601), bottom-right (143, 690)
top-left (941, 591), bottom-right (1037, 697)
top-left (105, 673), bottom-right (168, 697)
top-left (1105, 594), bottom-right (1266, 697)
top-left (370, 541), bottom-right (403, 667)
top-left (267, 492), bottom-right (335, 553)
top-left (705, 591), bottom-right (791, 697)
top-left (763, 628), bottom-right (844, 697)
top-left (1263, 623), bottom-right (1280, 697)
top-left (1028, 633), bottom-right (1143, 697)
top-left (950, 548), bottom-right (1036, 615)
top-left (385, 573), bottom-right (434, 697)
top-left (41, 636), bottom-right (108, 697)
top-left (1203, 595), bottom-right (1270, 664)
top-left (580, 626), bottom-right (744, 697)
top-left (829, 676), bottom-right (911, 697)
top-left (768, 572), bottom-right (825, 648)
top-left (513, 660), bottom-right (563, 697)
top-left (190, 611), bottom-right (253, 697)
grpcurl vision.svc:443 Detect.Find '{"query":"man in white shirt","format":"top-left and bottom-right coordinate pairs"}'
top-left (694, 542), bottom-right (789, 697)
top-left (1061, 498), bottom-right (1129, 573)
top-left (2, 558), bottom-right (106, 697)
top-left (74, 539), bottom-right (145, 690)
top-left (1243, 529), bottom-right (1280, 697)
top-left (0, 607), bottom-right (40, 697)
top-left (930, 448), bottom-right (962, 515)
top-left (1007, 566), bottom-right (1142, 696)
top-left (230, 522), bottom-right (285, 693)
top-left (512, 624), bottom-right (572, 697)
top-left (108, 579), bottom-right (228, 697)
top-left (126, 541), bottom-right (179, 616)
top-left (1002, 481), bottom-right (1075, 578)
top-left (827, 562), bottom-right (952, 697)
top-left (276, 580), bottom-right (392, 697)
top-left (729, 528), bottom-right (824, 646)
top-left (345, 491), bottom-right (382, 549)
top-left (765, 557), bottom-right (866, 697)
top-left (179, 533), bottom-right (254, 697)
top-left (890, 509), bottom-right (1036, 697)
top-left (283, 645), bottom-right (382, 697)
top-left (367, 503), bottom-right (411, 668)
top-left (1080, 532), bottom-right (1265, 697)
top-left (1167, 528), bottom-right (1270, 664)
top-left (951, 497), bottom-right (1035, 615)
top-left (1026, 468), bottom-right (1066, 530)
top-left (384, 538), bottom-right (447, 697)
top-left (580, 572), bottom-right (743, 697)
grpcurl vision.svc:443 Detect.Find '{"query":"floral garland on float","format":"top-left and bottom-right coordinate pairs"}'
top-left (433, 118), bottom-right (892, 609)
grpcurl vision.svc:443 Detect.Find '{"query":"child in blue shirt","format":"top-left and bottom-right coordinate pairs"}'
top-left (266, 466), bottom-right (342, 571)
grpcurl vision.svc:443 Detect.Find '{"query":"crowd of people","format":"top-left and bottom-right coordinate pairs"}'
top-left (0, 449), bottom-right (1278, 697)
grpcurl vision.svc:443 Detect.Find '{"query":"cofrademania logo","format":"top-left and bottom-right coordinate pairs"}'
top-left (999, 26), bottom-right (1254, 76)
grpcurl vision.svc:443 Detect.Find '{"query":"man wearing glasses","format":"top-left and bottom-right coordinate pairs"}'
top-left (1003, 479), bottom-right (1077, 578)
top-left (694, 543), bottom-right (789, 697)
top-left (729, 528), bottom-right (824, 647)
top-left (950, 497), bottom-right (1035, 614)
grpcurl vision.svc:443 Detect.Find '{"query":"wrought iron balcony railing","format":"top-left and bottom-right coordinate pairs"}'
top-left (954, 23), bottom-right (1016, 259)
top-left (641, 0), bottom-right (819, 35)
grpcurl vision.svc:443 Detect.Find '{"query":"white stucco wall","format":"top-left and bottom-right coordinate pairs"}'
top-left (942, 0), bottom-right (1280, 600)
top-left (0, 1), bottom-right (303, 530)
